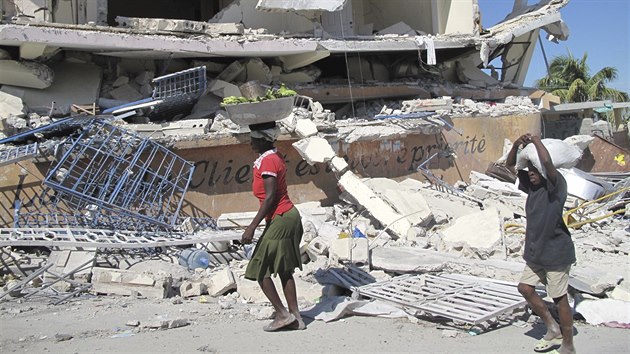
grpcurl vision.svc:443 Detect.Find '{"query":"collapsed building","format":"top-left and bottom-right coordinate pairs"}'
top-left (1, 0), bottom-right (629, 334)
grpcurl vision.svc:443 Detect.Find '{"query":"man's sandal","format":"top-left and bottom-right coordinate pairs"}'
top-left (534, 337), bottom-right (563, 352)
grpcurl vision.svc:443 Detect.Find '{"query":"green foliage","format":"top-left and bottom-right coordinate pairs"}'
top-left (535, 51), bottom-right (629, 103)
top-left (220, 83), bottom-right (297, 106)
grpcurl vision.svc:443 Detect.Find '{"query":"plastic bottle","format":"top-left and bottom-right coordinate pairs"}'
top-left (178, 248), bottom-right (210, 269)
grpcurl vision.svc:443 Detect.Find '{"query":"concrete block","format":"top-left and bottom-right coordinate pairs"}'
top-left (209, 80), bottom-right (241, 98)
top-left (315, 222), bottom-right (343, 244)
top-left (329, 156), bottom-right (349, 174)
top-left (609, 283), bottom-right (630, 301)
top-left (19, 43), bottom-right (48, 60)
top-left (243, 58), bottom-right (272, 85)
top-left (295, 119), bottom-right (318, 138)
top-left (307, 236), bottom-right (329, 256)
top-left (1, 62), bottom-right (102, 116)
top-left (216, 61), bottom-right (245, 82)
top-left (292, 136), bottom-right (336, 165)
top-left (135, 71), bottom-right (155, 85)
top-left (570, 267), bottom-right (622, 296)
top-left (186, 93), bottom-right (222, 120)
top-left (338, 171), bottom-right (411, 239)
top-left (143, 319), bottom-right (169, 329)
top-left (91, 267), bottom-right (171, 299)
top-left (330, 237), bottom-right (369, 264)
top-left (442, 207), bottom-right (502, 251)
top-left (192, 60), bottom-right (227, 74)
top-left (279, 50), bottom-right (330, 71)
top-left (371, 247), bottom-right (454, 273)
top-left (0, 91), bottom-right (25, 119)
top-left (575, 298), bottom-right (630, 325)
top-left (112, 76), bottom-right (130, 88)
top-left (364, 178), bottom-right (433, 227)
top-left (0, 60), bottom-right (54, 89)
top-left (109, 84), bottom-right (144, 102)
top-left (205, 267), bottom-right (237, 297)
top-left (277, 66), bottom-right (321, 83)
top-left (168, 318), bottom-right (190, 329)
top-left (180, 280), bottom-right (207, 298)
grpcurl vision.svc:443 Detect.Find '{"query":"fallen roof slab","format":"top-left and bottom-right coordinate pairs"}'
top-left (0, 23), bottom-right (319, 58)
top-left (256, 0), bottom-right (348, 12)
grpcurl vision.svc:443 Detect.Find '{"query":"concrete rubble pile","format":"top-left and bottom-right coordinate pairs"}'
top-left (2, 0), bottom-right (630, 333)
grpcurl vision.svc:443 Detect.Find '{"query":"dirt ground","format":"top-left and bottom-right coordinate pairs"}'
top-left (1, 294), bottom-right (628, 354)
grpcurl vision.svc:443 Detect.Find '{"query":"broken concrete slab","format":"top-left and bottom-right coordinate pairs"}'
top-left (108, 84), bottom-right (144, 102)
top-left (112, 76), bottom-right (130, 88)
top-left (216, 61), bottom-right (245, 83)
top-left (575, 298), bottom-right (630, 325)
top-left (277, 66), bottom-right (322, 84)
top-left (370, 247), bottom-right (455, 273)
top-left (279, 50), bottom-right (330, 71)
top-left (455, 58), bottom-right (500, 88)
top-left (295, 119), bottom-right (318, 138)
top-left (243, 58), bottom-right (273, 85)
top-left (204, 267), bottom-right (237, 297)
top-left (91, 267), bottom-right (172, 299)
top-left (376, 21), bottom-right (417, 36)
top-left (347, 57), bottom-right (389, 82)
top-left (0, 91), bottom-right (25, 119)
top-left (441, 207), bottom-right (502, 256)
top-left (208, 80), bottom-right (241, 98)
top-left (329, 237), bottom-right (369, 264)
top-left (329, 156), bottom-right (349, 174)
top-left (569, 267), bottom-right (623, 296)
top-left (179, 281), bottom-right (207, 298)
top-left (1, 62), bottom-right (102, 116)
top-left (610, 282), bottom-right (630, 302)
top-left (402, 98), bottom-right (454, 112)
top-left (364, 178), bottom-right (433, 227)
top-left (338, 171), bottom-right (411, 240)
top-left (19, 43), bottom-right (58, 61)
top-left (185, 93), bottom-right (223, 120)
top-left (134, 71), bottom-right (155, 86)
top-left (0, 60), bottom-right (54, 89)
top-left (116, 16), bottom-right (244, 35)
top-left (292, 136), bottom-right (336, 165)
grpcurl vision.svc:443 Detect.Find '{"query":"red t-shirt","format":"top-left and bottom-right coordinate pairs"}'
top-left (252, 149), bottom-right (294, 221)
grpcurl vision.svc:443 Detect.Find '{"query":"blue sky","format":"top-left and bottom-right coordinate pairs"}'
top-left (478, 0), bottom-right (629, 96)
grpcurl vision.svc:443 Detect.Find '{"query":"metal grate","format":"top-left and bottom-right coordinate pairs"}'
top-left (0, 143), bottom-right (39, 167)
top-left (356, 273), bottom-right (526, 325)
top-left (152, 66), bottom-right (207, 100)
top-left (43, 120), bottom-right (194, 229)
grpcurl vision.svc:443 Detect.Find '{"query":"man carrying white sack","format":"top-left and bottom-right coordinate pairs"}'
top-left (506, 133), bottom-right (576, 354)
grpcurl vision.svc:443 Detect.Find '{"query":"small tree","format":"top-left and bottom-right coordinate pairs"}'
top-left (535, 51), bottom-right (629, 103)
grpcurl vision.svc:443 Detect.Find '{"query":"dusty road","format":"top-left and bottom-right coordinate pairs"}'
top-left (1, 295), bottom-right (628, 354)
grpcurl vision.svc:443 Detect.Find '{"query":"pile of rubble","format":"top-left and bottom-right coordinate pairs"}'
top-left (1, 111), bottom-right (628, 331)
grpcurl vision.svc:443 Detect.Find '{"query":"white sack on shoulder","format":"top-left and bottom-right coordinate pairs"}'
top-left (515, 138), bottom-right (583, 179)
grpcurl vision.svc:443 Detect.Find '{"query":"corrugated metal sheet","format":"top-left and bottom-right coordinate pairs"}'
top-left (576, 135), bottom-right (630, 173)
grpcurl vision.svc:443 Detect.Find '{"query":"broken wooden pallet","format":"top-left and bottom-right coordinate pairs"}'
top-left (355, 273), bottom-right (525, 325)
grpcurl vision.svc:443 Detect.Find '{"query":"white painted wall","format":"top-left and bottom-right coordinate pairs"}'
top-left (361, 0), bottom-right (433, 34)
top-left (432, 0), bottom-right (475, 35)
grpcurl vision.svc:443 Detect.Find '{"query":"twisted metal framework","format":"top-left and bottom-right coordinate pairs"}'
top-left (43, 119), bottom-right (195, 229)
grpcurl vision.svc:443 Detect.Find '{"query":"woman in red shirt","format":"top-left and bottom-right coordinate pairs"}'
top-left (241, 121), bottom-right (305, 332)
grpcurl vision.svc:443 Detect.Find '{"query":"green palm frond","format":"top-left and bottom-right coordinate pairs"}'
top-left (535, 51), bottom-right (628, 103)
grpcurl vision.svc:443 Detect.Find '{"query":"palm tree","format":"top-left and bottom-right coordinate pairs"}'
top-left (535, 52), bottom-right (629, 103)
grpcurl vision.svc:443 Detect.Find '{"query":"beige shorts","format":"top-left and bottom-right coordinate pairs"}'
top-left (520, 263), bottom-right (571, 299)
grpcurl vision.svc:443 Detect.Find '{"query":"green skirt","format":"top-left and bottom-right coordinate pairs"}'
top-left (244, 207), bottom-right (303, 281)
